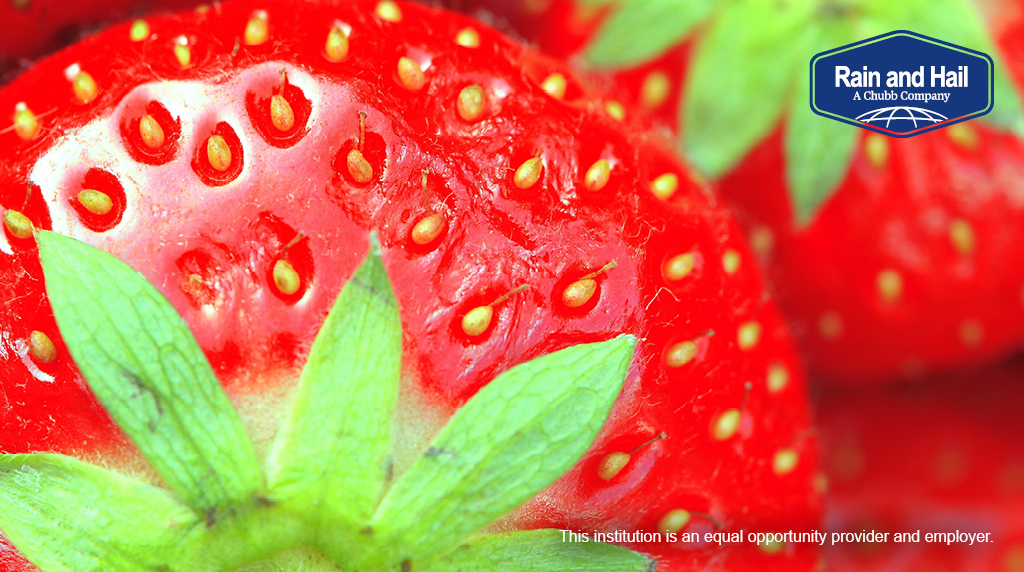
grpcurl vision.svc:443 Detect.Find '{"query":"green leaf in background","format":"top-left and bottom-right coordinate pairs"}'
top-left (414, 530), bottom-right (652, 572)
top-left (0, 454), bottom-right (203, 572)
top-left (36, 231), bottom-right (262, 514)
top-left (787, 22), bottom-right (861, 225)
top-left (869, 0), bottom-right (1024, 134)
top-left (585, 0), bottom-right (715, 68)
top-left (266, 235), bottom-right (402, 535)
top-left (787, 84), bottom-right (860, 226)
top-left (353, 336), bottom-right (637, 569)
top-left (683, 0), bottom-right (816, 178)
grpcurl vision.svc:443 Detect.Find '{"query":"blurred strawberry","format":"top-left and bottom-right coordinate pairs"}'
top-left (817, 360), bottom-right (1024, 571)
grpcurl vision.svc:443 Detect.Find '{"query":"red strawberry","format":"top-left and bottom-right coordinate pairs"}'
top-left (0, 1), bottom-right (822, 570)
top-left (818, 361), bottom-right (1024, 571)
top-left (446, 0), bottom-right (1024, 383)
top-left (0, 0), bottom-right (203, 81)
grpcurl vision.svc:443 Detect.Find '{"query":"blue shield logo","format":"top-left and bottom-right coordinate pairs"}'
top-left (810, 31), bottom-right (994, 137)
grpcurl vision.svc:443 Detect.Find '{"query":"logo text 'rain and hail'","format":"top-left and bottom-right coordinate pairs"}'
top-left (811, 31), bottom-right (993, 137)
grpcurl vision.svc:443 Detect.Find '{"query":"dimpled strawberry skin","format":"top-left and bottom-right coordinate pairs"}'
top-left (0, 1), bottom-right (821, 570)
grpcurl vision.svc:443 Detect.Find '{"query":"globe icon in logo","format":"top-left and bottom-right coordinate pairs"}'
top-left (855, 107), bottom-right (948, 129)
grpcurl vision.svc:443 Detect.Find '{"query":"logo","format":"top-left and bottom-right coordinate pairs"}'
top-left (810, 31), bottom-right (994, 137)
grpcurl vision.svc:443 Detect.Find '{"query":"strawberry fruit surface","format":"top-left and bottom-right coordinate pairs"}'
top-left (452, 0), bottom-right (1024, 383)
top-left (819, 361), bottom-right (1024, 571)
top-left (0, 1), bottom-right (821, 570)
top-left (0, 0), bottom-right (202, 81)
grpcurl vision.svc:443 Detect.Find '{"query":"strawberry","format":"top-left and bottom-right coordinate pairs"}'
top-left (818, 361), bottom-right (1024, 571)
top-left (0, 1), bottom-right (822, 570)
top-left (0, 0), bottom-right (203, 81)
top-left (447, 0), bottom-right (1024, 383)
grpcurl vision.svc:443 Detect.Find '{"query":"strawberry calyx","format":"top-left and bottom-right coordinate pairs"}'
top-left (585, 0), bottom-right (1024, 224)
top-left (0, 231), bottom-right (648, 572)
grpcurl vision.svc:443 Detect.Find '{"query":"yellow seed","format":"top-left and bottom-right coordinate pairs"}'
top-left (174, 44), bottom-right (192, 68)
top-left (814, 473), bottom-right (829, 495)
top-left (819, 311), bottom-right (843, 340)
top-left (411, 213), bottom-right (445, 245)
top-left (947, 122), bottom-right (979, 150)
top-left (140, 114), bottom-right (165, 149)
top-left (130, 19), bottom-right (150, 41)
top-left (77, 189), bottom-right (113, 215)
top-left (13, 103), bottom-right (40, 140)
top-left (901, 357), bottom-right (926, 380)
top-left (206, 135), bottom-right (232, 171)
top-left (650, 173), bottom-right (678, 200)
top-left (760, 538), bottom-right (785, 554)
top-left (244, 12), bottom-right (269, 45)
top-left (961, 320), bottom-right (984, 347)
top-left (773, 448), bottom-right (799, 475)
top-left (72, 71), bottom-right (98, 104)
top-left (397, 57), bottom-right (426, 91)
top-left (640, 71), bottom-right (670, 109)
top-left (933, 447), bottom-right (967, 486)
top-left (457, 84), bottom-right (485, 122)
top-left (273, 259), bottom-right (301, 295)
top-left (722, 249), bottom-right (741, 274)
top-left (663, 253), bottom-right (695, 281)
top-left (767, 363), bottom-right (789, 394)
top-left (949, 218), bottom-right (975, 256)
top-left (2, 210), bottom-right (33, 239)
top-left (584, 159), bottom-right (611, 192)
top-left (12, 0), bottom-right (29, 11)
top-left (712, 409), bottom-right (741, 441)
top-left (455, 27), bottom-right (480, 48)
top-left (876, 269), bottom-right (902, 303)
top-left (347, 149), bottom-right (373, 183)
top-left (325, 26), bottom-right (349, 62)
top-left (664, 340), bottom-right (697, 368)
top-left (28, 331), bottom-right (57, 364)
top-left (270, 94), bottom-right (295, 132)
top-left (375, 0), bottom-right (402, 22)
top-left (1003, 545), bottom-right (1024, 572)
top-left (513, 157), bottom-right (543, 189)
top-left (523, 0), bottom-right (551, 13)
top-left (657, 510), bottom-right (691, 535)
top-left (540, 73), bottom-right (567, 100)
top-left (864, 133), bottom-right (889, 169)
top-left (737, 320), bottom-right (761, 350)
top-left (605, 101), bottom-right (625, 122)
top-left (562, 278), bottom-right (597, 308)
top-left (750, 226), bottom-right (774, 257)
top-left (461, 305), bottom-right (493, 337)
top-left (596, 452), bottom-right (630, 480)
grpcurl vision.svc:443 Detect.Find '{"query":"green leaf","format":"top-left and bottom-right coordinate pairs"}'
top-left (585, 0), bottom-right (714, 68)
top-left (266, 235), bottom-right (402, 536)
top-left (787, 21), bottom-right (860, 225)
top-left (683, 0), bottom-right (815, 177)
top-left (36, 231), bottom-right (261, 513)
top-left (0, 454), bottom-right (205, 572)
top-left (235, 548), bottom-right (342, 572)
top-left (868, 0), bottom-right (1024, 134)
top-left (787, 83), bottom-right (860, 226)
top-left (414, 530), bottom-right (653, 572)
top-left (353, 336), bottom-right (637, 569)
